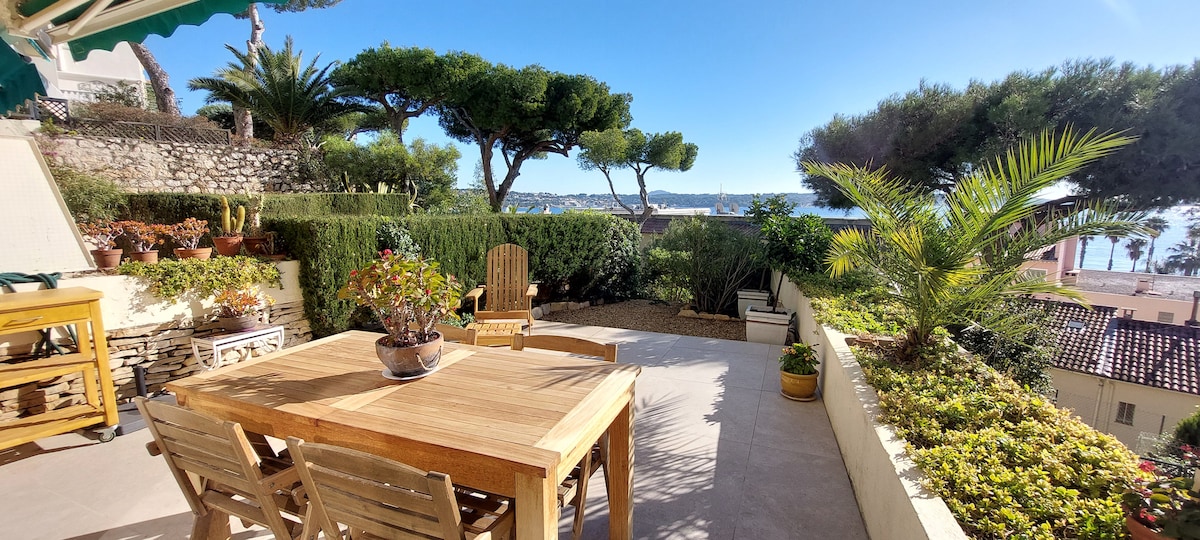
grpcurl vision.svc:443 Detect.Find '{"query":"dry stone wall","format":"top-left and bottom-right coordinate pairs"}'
top-left (50, 135), bottom-right (319, 193)
top-left (0, 301), bottom-right (311, 421)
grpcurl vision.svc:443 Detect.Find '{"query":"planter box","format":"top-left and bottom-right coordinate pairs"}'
top-left (745, 306), bottom-right (791, 344)
top-left (736, 289), bottom-right (770, 319)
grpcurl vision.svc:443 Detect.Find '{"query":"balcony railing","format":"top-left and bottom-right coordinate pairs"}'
top-left (69, 118), bottom-right (231, 145)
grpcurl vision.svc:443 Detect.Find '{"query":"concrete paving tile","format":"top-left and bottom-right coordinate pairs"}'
top-left (674, 335), bottom-right (772, 356)
top-left (734, 444), bottom-right (866, 540)
top-left (750, 391), bottom-right (841, 459)
top-left (640, 348), bottom-right (766, 390)
top-left (532, 321), bottom-right (606, 338)
top-left (634, 375), bottom-right (762, 444)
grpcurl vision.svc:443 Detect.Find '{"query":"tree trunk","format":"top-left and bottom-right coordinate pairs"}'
top-left (636, 171), bottom-right (653, 223)
top-left (234, 2), bottom-right (265, 144)
top-left (1146, 239), bottom-right (1156, 273)
top-left (128, 42), bottom-right (180, 116)
top-left (601, 167), bottom-right (637, 218)
top-left (1107, 241), bottom-right (1117, 271)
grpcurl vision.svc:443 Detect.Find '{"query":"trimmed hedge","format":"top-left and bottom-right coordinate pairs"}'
top-left (264, 215), bottom-right (383, 337)
top-left (124, 193), bottom-right (411, 225)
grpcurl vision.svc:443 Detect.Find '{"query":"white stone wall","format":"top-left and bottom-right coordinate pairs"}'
top-left (51, 135), bottom-right (317, 193)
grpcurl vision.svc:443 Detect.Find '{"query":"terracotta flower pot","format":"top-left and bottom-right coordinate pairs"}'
top-left (213, 236), bottom-right (243, 256)
top-left (91, 248), bottom-right (122, 269)
top-left (1126, 516), bottom-right (1165, 540)
top-left (376, 333), bottom-right (444, 378)
top-left (219, 314), bottom-right (259, 332)
top-left (174, 247), bottom-right (213, 260)
top-left (243, 236), bottom-right (269, 256)
top-left (129, 250), bottom-right (159, 264)
top-left (780, 370), bottom-right (819, 401)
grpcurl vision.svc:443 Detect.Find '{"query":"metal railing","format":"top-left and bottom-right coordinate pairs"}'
top-left (69, 118), bottom-right (231, 145)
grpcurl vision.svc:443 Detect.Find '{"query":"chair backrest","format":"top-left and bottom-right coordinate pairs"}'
top-left (511, 333), bottom-right (618, 362)
top-left (435, 323), bottom-right (478, 345)
top-left (286, 437), bottom-right (467, 540)
top-left (135, 397), bottom-right (296, 537)
top-left (486, 243), bottom-right (530, 312)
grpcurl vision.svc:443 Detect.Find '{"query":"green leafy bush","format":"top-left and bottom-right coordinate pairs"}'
top-left (859, 346), bottom-right (1141, 539)
top-left (647, 217), bottom-right (765, 315)
top-left (793, 270), bottom-right (907, 336)
top-left (954, 299), bottom-right (1059, 394)
top-left (747, 194), bottom-right (833, 274)
top-left (265, 215), bottom-right (382, 337)
top-left (1174, 409), bottom-right (1200, 450)
top-left (376, 219), bottom-right (421, 258)
top-left (323, 133), bottom-right (460, 210)
top-left (118, 256), bottom-right (281, 300)
top-left (50, 165), bottom-right (127, 222)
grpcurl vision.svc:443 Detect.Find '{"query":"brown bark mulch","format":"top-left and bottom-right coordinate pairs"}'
top-left (540, 299), bottom-right (746, 341)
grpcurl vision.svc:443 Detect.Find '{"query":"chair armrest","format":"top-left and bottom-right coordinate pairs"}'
top-left (146, 441), bottom-right (161, 456)
top-left (526, 284), bottom-right (538, 298)
top-left (261, 465), bottom-right (301, 493)
top-left (465, 287), bottom-right (485, 310)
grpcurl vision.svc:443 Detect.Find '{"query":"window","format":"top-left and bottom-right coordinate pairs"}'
top-left (1158, 311), bottom-right (1175, 324)
top-left (1116, 402), bottom-right (1136, 425)
top-left (1067, 320), bottom-right (1086, 331)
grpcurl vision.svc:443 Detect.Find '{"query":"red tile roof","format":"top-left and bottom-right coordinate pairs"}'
top-left (1047, 301), bottom-right (1200, 395)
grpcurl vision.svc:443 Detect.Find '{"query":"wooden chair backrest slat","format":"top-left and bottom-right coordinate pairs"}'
top-left (511, 334), bottom-right (618, 362)
top-left (288, 438), bottom-right (466, 540)
top-left (487, 243), bottom-right (530, 312)
top-left (435, 323), bottom-right (478, 345)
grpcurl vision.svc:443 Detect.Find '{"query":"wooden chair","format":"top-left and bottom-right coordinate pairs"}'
top-left (135, 397), bottom-right (304, 539)
top-left (510, 333), bottom-right (617, 540)
top-left (464, 244), bottom-right (538, 330)
top-left (436, 323), bottom-right (479, 345)
top-left (285, 437), bottom-right (513, 540)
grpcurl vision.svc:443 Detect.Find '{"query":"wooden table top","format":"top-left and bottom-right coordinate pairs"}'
top-left (167, 330), bottom-right (640, 497)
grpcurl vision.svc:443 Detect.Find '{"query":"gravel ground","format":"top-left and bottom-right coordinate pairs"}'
top-left (540, 299), bottom-right (746, 341)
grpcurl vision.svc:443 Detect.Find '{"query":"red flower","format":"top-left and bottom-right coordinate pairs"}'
top-left (349, 270), bottom-right (358, 277)
top-left (1139, 461), bottom-right (1158, 473)
top-left (383, 249), bottom-right (393, 256)
top-left (425, 289), bottom-right (431, 295)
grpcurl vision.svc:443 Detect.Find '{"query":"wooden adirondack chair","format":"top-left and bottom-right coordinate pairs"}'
top-left (464, 244), bottom-right (538, 330)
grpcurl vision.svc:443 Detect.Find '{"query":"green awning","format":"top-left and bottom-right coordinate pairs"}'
top-left (16, 0), bottom-right (288, 61)
top-left (0, 42), bottom-right (45, 113)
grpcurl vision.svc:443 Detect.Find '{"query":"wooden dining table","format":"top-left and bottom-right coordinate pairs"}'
top-left (167, 330), bottom-right (640, 540)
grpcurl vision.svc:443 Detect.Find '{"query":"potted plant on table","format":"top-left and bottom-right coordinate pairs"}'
top-left (78, 220), bottom-right (124, 269)
top-left (119, 220), bottom-right (171, 263)
top-left (778, 342), bottom-right (820, 401)
top-left (213, 196), bottom-right (245, 256)
top-left (212, 286), bottom-right (275, 332)
top-left (339, 250), bottom-right (463, 378)
top-left (1124, 452), bottom-right (1200, 540)
top-left (170, 218), bottom-right (212, 259)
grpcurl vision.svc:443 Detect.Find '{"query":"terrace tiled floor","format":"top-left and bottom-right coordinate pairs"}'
top-left (0, 322), bottom-right (867, 540)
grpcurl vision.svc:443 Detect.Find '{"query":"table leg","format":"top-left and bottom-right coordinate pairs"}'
top-left (515, 472), bottom-right (557, 540)
top-left (608, 398), bottom-right (634, 540)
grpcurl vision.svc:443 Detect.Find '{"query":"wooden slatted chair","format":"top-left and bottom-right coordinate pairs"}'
top-left (409, 322), bottom-right (479, 345)
top-left (510, 333), bottom-right (617, 540)
top-left (285, 437), bottom-right (514, 540)
top-left (135, 397), bottom-right (304, 539)
top-left (464, 244), bottom-right (538, 330)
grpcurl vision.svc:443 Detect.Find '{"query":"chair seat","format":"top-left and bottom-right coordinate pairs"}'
top-left (558, 443), bottom-right (604, 506)
top-left (456, 488), bottom-right (515, 539)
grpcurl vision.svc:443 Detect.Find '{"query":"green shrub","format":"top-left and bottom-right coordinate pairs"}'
top-left (1174, 410), bottom-right (1200, 450)
top-left (50, 165), bottom-right (127, 222)
top-left (955, 299), bottom-right (1059, 394)
top-left (647, 217), bottom-right (765, 315)
top-left (117, 256), bottom-right (281, 300)
top-left (265, 215), bottom-right (382, 337)
top-left (792, 270), bottom-right (907, 336)
top-left (859, 346), bottom-right (1140, 539)
top-left (124, 192), bottom-right (411, 224)
top-left (376, 219), bottom-right (421, 257)
top-left (747, 194), bottom-right (833, 274)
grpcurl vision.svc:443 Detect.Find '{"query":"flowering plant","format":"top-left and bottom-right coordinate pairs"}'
top-left (77, 220), bottom-right (123, 249)
top-left (170, 218), bottom-right (209, 250)
top-left (212, 286), bottom-right (275, 318)
top-left (1123, 447), bottom-right (1200, 538)
top-left (779, 342), bottom-right (820, 375)
top-left (339, 250), bottom-right (463, 347)
top-left (118, 221), bottom-right (171, 253)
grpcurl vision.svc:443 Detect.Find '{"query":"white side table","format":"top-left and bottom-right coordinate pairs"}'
top-left (190, 325), bottom-right (285, 370)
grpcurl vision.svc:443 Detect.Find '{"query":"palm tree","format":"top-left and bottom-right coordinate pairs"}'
top-left (1124, 238), bottom-right (1147, 272)
top-left (1143, 216), bottom-right (1169, 272)
top-left (803, 128), bottom-right (1147, 362)
top-left (1078, 235), bottom-right (1092, 268)
top-left (1167, 223), bottom-right (1200, 276)
top-left (1106, 235), bottom-right (1120, 271)
top-left (188, 36), bottom-right (359, 145)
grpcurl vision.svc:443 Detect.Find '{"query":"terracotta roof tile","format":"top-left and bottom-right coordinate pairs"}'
top-left (1045, 301), bottom-right (1200, 396)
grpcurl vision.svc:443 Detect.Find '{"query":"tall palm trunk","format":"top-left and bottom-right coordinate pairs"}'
top-left (1106, 236), bottom-right (1119, 271)
top-left (233, 2), bottom-right (264, 144)
top-left (1079, 236), bottom-right (1091, 268)
top-left (129, 43), bottom-right (180, 116)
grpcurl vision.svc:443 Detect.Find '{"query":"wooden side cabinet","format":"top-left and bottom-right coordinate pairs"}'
top-left (0, 287), bottom-right (118, 449)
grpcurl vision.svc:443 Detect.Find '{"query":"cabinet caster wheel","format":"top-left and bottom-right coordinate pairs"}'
top-left (96, 428), bottom-right (116, 443)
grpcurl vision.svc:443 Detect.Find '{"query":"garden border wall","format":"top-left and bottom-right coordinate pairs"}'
top-left (774, 270), bottom-right (968, 540)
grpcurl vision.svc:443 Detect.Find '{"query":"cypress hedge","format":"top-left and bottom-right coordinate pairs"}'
top-left (124, 192), bottom-right (411, 225)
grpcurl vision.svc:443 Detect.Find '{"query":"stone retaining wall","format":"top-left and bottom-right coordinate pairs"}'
top-left (0, 301), bottom-right (312, 421)
top-left (49, 135), bottom-right (317, 193)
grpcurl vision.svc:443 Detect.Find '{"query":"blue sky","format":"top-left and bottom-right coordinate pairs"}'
top-left (140, 0), bottom-right (1200, 195)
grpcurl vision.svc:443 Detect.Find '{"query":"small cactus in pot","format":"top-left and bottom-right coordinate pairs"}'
top-left (213, 196), bottom-right (246, 256)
